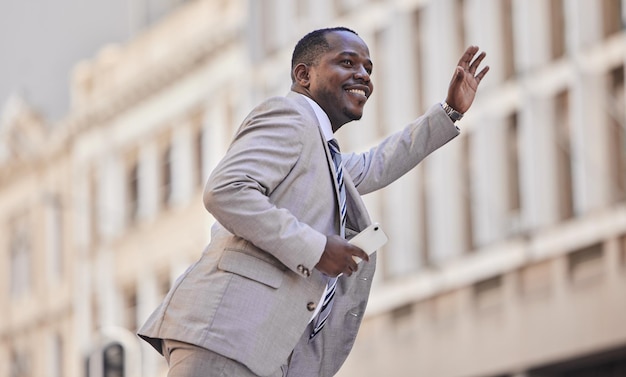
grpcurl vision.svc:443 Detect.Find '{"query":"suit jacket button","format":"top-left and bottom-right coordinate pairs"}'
top-left (307, 302), bottom-right (316, 311)
top-left (297, 265), bottom-right (310, 277)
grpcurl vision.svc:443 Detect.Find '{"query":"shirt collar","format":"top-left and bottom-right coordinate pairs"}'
top-left (299, 94), bottom-right (334, 142)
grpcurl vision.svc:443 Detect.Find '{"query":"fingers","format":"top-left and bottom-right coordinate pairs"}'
top-left (469, 51), bottom-right (487, 74)
top-left (456, 47), bottom-right (490, 88)
top-left (458, 46), bottom-right (488, 76)
top-left (475, 65), bottom-right (490, 83)
top-left (350, 244), bottom-right (369, 264)
top-left (338, 245), bottom-right (368, 276)
top-left (458, 45), bottom-right (479, 68)
top-left (342, 261), bottom-right (357, 277)
top-left (325, 255), bottom-right (358, 277)
top-left (317, 236), bottom-right (369, 277)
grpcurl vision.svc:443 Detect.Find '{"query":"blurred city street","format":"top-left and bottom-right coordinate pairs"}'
top-left (1, 1), bottom-right (625, 376)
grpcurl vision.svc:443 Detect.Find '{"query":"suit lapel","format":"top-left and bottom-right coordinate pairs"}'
top-left (286, 91), bottom-right (370, 235)
top-left (343, 173), bottom-right (371, 234)
top-left (287, 92), bottom-right (344, 224)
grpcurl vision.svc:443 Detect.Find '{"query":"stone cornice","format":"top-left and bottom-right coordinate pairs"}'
top-left (65, 0), bottom-right (245, 139)
top-left (65, 26), bottom-right (243, 137)
top-left (0, 0), bottom-right (245, 184)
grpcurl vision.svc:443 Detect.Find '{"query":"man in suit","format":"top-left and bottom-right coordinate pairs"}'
top-left (138, 27), bottom-right (489, 377)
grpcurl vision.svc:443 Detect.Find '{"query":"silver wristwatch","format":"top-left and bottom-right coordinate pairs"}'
top-left (442, 101), bottom-right (464, 122)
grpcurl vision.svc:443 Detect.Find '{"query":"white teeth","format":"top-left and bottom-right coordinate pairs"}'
top-left (347, 89), bottom-right (366, 96)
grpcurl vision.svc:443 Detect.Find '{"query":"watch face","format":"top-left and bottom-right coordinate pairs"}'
top-left (442, 102), bottom-right (463, 122)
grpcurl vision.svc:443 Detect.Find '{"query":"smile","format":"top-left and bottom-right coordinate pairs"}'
top-left (347, 89), bottom-right (366, 97)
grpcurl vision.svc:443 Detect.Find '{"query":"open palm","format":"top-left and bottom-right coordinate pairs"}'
top-left (446, 46), bottom-right (490, 113)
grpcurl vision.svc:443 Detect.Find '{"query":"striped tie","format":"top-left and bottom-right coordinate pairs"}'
top-left (310, 139), bottom-right (346, 338)
top-left (328, 139), bottom-right (347, 238)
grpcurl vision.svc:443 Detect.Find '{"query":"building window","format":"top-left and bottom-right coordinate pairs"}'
top-left (190, 108), bottom-right (205, 190)
top-left (195, 127), bottom-right (205, 189)
top-left (125, 148), bottom-right (141, 223)
top-left (569, 243), bottom-right (604, 286)
top-left (128, 162), bottom-right (140, 222)
top-left (501, 0), bottom-right (516, 80)
top-left (44, 194), bottom-right (63, 283)
top-left (474, 275), bottom-right (503, 313)
top-left (555, 90), bottom-right (575, 219)
top-left (506, 112), bottom-right (521, 213)
top-left (549, 0), bottom-right (566, 59)
top-left (602, 0), bottom-right (623, 38)
top-left (161, 144), bottom-right (173, 208)
top-left (607, 65), bottom-right (626, 203)
top-left (9, 211), bottom-right (31, 298)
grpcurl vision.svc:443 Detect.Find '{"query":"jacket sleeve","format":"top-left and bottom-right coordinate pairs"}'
top-left (343, 103), bottom-right (460, 195)
top-left (203, 97), bottom-right (326, 276)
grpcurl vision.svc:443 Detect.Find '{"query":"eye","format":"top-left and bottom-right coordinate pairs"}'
top-left (342, 59), bottom-right (353, 66)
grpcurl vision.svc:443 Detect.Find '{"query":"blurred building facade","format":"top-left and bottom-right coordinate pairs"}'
top-left (0, 0), bottom-right (625, 376)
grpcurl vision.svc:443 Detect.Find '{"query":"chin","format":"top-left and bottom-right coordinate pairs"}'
top-left (344, 109), bottom-right (364, 122)
top-left (349, 113), bottom-right (363, 122)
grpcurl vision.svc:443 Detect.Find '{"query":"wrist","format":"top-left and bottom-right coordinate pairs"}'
top-left (441, 101), bottom-right (464, 123)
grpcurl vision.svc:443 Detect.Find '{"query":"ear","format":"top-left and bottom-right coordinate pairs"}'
top-left (293, 63), bottom-right (311, 88)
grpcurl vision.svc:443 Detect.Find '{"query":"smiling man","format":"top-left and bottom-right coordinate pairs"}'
top-left (138, 27), bottom-right (489, 377)
top-left (291, 29), bottom-right (374, 132)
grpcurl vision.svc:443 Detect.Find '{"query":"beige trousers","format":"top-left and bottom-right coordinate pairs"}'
top-left (162, 321), bottom-right (324, 377)
top-left (162, 339), bottom-right (286, 377)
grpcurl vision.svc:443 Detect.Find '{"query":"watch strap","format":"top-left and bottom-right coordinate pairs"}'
top-left (442, 101), bottom-right (464, 122)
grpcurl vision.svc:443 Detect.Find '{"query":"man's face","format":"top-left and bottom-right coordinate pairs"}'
top-left (307, 31), bottom-right (374, 131)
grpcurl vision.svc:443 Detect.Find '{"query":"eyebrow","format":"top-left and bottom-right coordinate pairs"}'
top-left (338, 51), bottom-right (373, 68)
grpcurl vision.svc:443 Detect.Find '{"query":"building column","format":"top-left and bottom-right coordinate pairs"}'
top-left (472, 115), bottom-right (509, 246)
top-left (570, 70), bottom-right (612, 214)
top-left (520, 93), bottom-right (560, 229)
top-left (512, 0), bottom-right (551, 72)
top-left (137, 271), bottom-right (160, 377)
top-left (379, 11), bottom-right (424, 275)
top-left (170, 123), bottom-right (194, 207)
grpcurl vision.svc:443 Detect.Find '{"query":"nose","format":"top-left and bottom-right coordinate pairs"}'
top-left (354, 65), bottom-right (370, 83)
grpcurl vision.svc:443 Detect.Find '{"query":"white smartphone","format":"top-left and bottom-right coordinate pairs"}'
top-left (348, 222), bottom-right (388, 263)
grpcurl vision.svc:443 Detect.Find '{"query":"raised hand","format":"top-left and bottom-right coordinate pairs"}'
top-left (445, 46), bottom-right (490, 114)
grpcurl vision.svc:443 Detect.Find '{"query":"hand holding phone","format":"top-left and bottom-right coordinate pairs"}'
top-left (348, 222), bottom-right (388, 263)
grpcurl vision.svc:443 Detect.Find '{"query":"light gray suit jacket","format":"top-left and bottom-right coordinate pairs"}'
top-left (138, 91), bottom-right (459, 376)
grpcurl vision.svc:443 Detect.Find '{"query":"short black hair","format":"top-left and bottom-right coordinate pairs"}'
top-left (291, 27), bottom-right (358, 78)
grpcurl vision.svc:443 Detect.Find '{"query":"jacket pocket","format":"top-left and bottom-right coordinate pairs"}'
top-left (218, 249), bottom-right (284, 289)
